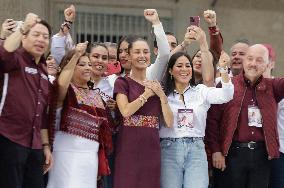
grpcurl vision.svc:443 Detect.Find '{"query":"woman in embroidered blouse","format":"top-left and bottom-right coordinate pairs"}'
top-left (47, 42), bottom-right (112, 188)
top-left (113, 34), bottom-right (173, 188)
top-left (159, 51), bottom-right (234, 188)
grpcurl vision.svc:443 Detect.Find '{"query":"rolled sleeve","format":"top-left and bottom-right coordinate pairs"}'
top-left (205, 79), bottom-right (234, 104)
top-left (51, 35), bottom-right (67, 64)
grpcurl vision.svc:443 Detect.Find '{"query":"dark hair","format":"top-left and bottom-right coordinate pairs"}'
top-left (153, 31), bottom-right (177, 48)
top-left (58, 50), bottom-right (89, 76)
top-left (26, 19), bottom-right (52, 37)
top-left (162, 51), bottom-right (195, 96)
top-left (191, 49), bottom-right (218, 84)
top-left (117, 35), bottom-right (145, 74)
top-left (127, 36), bottom-right (148, 54)
top-left (87, 42), bottom-right (109, 60)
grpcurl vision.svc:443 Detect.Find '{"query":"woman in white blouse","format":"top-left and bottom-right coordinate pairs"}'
top-left (160, 51), bottom-right (234, 188)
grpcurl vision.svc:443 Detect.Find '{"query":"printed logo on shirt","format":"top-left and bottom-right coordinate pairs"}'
top-left (40, 73), bottom-right (48, 81)
top-left (25, 67), bottom-right (38, 74)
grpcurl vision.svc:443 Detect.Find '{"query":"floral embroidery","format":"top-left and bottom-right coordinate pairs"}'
top-left (71, 84), bottom-right (105, 109)
top-left (124, 115), bottom-right (159, 129)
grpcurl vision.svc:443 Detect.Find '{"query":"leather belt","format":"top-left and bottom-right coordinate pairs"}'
top-left (232, 141), bottom-right (265, 150)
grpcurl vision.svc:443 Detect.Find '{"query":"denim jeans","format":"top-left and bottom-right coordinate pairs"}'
top-left (160, 137), bottom-right (208, 188)
top-left (269, 152), bottom-right (284, 188)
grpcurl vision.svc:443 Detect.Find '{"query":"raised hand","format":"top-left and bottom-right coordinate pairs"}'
top-left (203, 10), bottom-right (217, 27)
top-left (187, 25), bottom-right (206, 43)
top-left (64, 5), bottom-right (76, 22)
top-left (0, 19), bottom-right (17, 39)
top-left (75, 41), bottom-right (88, 57)
top-left (144, 9), bottom-right (160, 25)
top-left (22, 13), bottom-right (40, 34)
top-left (218, 51), bottom-right (230, 68)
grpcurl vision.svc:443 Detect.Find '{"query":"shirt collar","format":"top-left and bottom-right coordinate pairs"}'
top-left (18, 47), bottom-right (46, 66)
top-left (243, 74), bottom-right (262, 88)
top-left (173, 84), bottom-right (192, 95)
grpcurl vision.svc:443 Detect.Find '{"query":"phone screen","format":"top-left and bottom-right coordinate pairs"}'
top-left (189, 16), bottom-right (200, 27)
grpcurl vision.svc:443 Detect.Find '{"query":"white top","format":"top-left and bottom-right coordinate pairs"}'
top-left (147, 23), bottom-right (170, 81)
top-left (96, 74), bottom-right (118, 101)
top-left (50, 33), bottom-right (75, 64)
top-left (159, 80), bottom-right (234, 138)
top-left (278, 99), bottom-right (284, 153)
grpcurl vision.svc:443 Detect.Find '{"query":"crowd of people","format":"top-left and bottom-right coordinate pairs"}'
top-left (0, 4), bottom-right (283, 188)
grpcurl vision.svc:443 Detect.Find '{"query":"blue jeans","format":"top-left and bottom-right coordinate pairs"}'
top-left (160, 137), bottom-right (208, 188)
top-left (269, 152), bottom-right (284, 188)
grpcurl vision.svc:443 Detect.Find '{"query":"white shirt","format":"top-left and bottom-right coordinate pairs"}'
top-left (159, 80), bottom-right (234, 138)
top-left (51, 33), bottom-right (75, 64)
top-left (278, 99), bottom-right (284, 153)
top-left (146, 23), bottom-right (170, 81)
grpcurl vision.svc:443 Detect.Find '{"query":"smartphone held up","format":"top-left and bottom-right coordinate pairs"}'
top-left (8, 20), bottom-right (24, 32)
top-left (189, 16), bottom-right (200, 27)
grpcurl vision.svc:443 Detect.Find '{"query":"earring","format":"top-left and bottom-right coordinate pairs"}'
top-left (170, 74), bottom-right (173, 80)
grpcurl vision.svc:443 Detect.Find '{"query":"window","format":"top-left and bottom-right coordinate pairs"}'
top-left (59, 11), bottom-right (173, 44)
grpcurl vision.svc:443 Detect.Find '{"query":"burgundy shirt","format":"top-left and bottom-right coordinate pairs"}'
top-left (0, 46), bottom-right (50, 149)
top-left (233, 77), bottom-right (265, 142)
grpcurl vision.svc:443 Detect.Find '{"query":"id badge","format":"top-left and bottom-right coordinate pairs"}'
top-left (177, 109), bottom-right (193, 131)
top-left (248, 105), bottom-right (263, 127)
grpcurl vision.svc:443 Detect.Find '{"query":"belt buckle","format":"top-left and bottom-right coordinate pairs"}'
top-left (248, 141), bottom-right (256, 150)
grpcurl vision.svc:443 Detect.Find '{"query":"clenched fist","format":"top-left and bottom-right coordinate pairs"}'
top-left (144, 9), bottom-right (160, 25)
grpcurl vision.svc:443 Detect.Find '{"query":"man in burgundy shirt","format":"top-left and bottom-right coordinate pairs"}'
top-left (0, 13), bottom-right (53, 188)
top-left (206, 44), bottom-right (284, 188)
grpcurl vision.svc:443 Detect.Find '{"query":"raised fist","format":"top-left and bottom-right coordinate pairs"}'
top-left (203, 10), bottom-right (217, 27)
top-left (75, 41), bottom-right (88, 57)
top-left (22, 13), bottom-right (40, 33)
top-left (219, 51), bottom-right (230, 68)
top-left (64, 5), bottom-right (76, 22)
top-left (144, 9), bottom-right (160, 25)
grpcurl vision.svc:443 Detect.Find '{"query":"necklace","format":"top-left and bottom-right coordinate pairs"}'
top-left (129, 76), bottom-right (147, 85)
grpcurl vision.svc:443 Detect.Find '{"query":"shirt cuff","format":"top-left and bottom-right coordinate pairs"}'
top-left (208, 26), bottom-right (219, 35)
top-left (221, 79), bottom-right (233, 87)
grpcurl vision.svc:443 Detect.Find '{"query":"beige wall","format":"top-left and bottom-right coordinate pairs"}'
top-left (0, 0), bottom-right (283, 76)
top-left (174, 0), bottom-right (284, 76)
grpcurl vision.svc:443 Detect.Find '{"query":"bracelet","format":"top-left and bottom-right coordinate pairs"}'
top-left (138, 96), bottom-right (145, 107)
top-left (140, 94), bottom-right (147, 102)
top-left (217, 66), bottom-right (228, 74)
top-left (42, 143), bottom-right (51, 148)
top-left (64, 19), bottom-right (73, 24)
